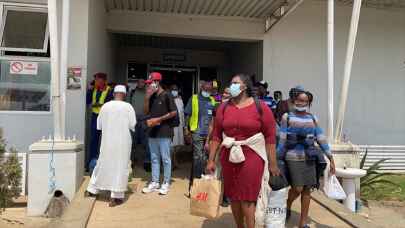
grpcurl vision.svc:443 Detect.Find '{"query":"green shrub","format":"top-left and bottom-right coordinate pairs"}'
top-left (360, 149), bottom-right (402, 200)
top-left (0, 129), bottom-right (22, 213)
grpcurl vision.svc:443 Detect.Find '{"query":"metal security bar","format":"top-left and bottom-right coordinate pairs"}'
top-left (359, 145), bottom-right (405, 173)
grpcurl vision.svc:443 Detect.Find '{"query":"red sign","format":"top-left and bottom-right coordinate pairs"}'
top-left (10, 61), bottom-right (38, 75)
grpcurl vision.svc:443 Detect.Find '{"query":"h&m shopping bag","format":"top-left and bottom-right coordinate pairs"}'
top-left (265, 188), bottom-right (288, 228)
top-left (190, 175), bottom-right (222, 219)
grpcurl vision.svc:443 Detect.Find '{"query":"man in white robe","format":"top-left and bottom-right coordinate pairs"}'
top-left (85, 85), bottom-right (136, 207)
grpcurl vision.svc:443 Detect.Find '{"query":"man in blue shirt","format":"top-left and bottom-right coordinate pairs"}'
top-left (86, 73), bottom-right (113, 171)
top-left (184, 81), bottom-right (216, 193)
top-left (255, 80), bottom-right (277, 113)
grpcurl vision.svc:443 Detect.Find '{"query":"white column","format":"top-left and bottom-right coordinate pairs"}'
top-left (335, 0), bottom-right (362, 142)
top-left (59, 0), bottom-right (70, 139)
top-left (327, 0), bottom-right (334, 144)
top-left (48, 0), bottom-right (62, 140)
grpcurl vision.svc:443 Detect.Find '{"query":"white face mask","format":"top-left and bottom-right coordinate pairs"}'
top-left (229, 83), bottom-right (242, 98)
top-left (294, 105), bottom-right (308, 112)
top-left (151, 82), bottom-right (158, 91)
top-left (201, 91), bottom-right (211, 98)
top-left (171, 90), bottom-right (178, 97)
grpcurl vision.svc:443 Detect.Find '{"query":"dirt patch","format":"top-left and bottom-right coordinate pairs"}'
top-left (359, 200), bottom-right (405, 226)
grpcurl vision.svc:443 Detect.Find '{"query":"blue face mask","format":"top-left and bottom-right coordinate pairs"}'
top-left (201, 91), bottom-right (210, 98)
top-left (171, 90), bottom-right (178, 97)
top-left (229, 83), bottom-right (242, 98)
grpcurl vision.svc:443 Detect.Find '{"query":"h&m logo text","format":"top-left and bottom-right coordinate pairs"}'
top-left (194, 192), bottom-right (209, 201)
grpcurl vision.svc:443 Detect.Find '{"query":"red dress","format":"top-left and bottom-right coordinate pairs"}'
top-left (212, 101), bottom-right (276, 202)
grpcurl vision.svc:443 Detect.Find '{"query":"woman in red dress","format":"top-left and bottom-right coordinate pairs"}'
top-left (206, 74), bottom-right (280, 228)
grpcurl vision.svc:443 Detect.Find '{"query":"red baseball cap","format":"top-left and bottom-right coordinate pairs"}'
top-left (145, 72), bottom-right (162, 84)
top-left (94, 72), bottom-right (107, 80)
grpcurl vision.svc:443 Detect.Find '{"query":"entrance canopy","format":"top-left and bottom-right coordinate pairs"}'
top-left (104, 0), bottom-right (285, 19)
top-left (103, 0), bottom-right (306, 41)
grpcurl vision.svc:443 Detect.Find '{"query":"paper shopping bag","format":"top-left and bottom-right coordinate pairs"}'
top-left (190, 176), bottom-right (222, 219)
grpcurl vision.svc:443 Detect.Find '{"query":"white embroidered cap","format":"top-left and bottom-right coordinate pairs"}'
top-left (114, 85), bottom-right (127, 94)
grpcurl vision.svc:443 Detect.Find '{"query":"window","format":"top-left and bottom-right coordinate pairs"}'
top-left (0, 59), bottom-right (51, 112)
top-left (0, 4), bottom-right (51, 112)
top-left (0, 5), bottom-right (49, 53)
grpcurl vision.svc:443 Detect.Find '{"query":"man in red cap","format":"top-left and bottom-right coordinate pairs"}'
top-left (86, 72), bottom-right (113, 171)
top-left (142, 72), bottom-right (178, 196)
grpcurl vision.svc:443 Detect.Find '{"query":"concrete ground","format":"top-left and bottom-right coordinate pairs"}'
top-left (359, 200), bottom-right (405, 227)
top-left (87, 164), bottom-right (351, 228)
top-left (0, 208), bottom-right (51, 228)
top-left (0, 197), bottom-right (51, 228)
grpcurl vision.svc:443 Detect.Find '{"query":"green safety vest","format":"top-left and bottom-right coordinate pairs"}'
top-left (189, 94), bottom-right (217, 132)
top-left (91, 86), bottom-right (111, 114)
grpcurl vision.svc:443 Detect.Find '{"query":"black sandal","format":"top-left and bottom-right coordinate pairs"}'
top-left (108, 199), bottom-right (124, 207)
top-left (84, 191), bottom-right (97, 198)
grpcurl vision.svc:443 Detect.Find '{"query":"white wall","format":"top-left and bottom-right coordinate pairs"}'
top-left (65, 0), bottom-right (90, 142)
top-left (87, 0), bottom-right (115, 83)
top-left (107, 10), bottom-right (264, 42)
top-left (263, 0), bottom-right (405, 144)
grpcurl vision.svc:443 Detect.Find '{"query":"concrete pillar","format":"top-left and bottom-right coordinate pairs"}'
top-left (27, 140), bottom-right (83, 216)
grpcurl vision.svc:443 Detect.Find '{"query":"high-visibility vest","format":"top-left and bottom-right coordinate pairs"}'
top-left (189, 94), bottom-right (216, 132)
top-left (91, 86), bottom-right (111, 114)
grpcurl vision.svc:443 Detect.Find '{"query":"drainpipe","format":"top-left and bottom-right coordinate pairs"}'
top-left (59, 0), bottom-right (70, 139)
top-left (48, 0), bottom-right (61, 140)
top-left (327, 0), bottom-right (334, 144)
top-left (335, 0), bottom-right (362, 143)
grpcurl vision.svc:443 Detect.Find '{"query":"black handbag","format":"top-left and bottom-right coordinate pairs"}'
top-left (269, 173), bottom-right (289, 191)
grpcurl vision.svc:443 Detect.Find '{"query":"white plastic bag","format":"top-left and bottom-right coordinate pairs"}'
top-left (323, 175), bottom-right (347, 200)
top-left (265, 188), bottom-right (288, 228)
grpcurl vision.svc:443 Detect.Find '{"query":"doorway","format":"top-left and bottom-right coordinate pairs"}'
top-left (149, 64), bottom-right (197, 104)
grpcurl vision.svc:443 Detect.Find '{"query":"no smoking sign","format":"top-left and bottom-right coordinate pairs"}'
top-left (10, 61), bottom-right (38, 75)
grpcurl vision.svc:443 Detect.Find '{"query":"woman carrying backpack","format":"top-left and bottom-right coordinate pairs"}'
top-left (206, 74), bottom-right (280, 228)
top-left (277, 90), bottom-right (336, 228)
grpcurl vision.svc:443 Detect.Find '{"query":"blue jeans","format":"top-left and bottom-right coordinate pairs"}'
top-left (133, 121), bottom-right (150, 164)
top-left (149, 138), bottom-right (172, 184)
top-left (89, 113), bottom-right (101, 168)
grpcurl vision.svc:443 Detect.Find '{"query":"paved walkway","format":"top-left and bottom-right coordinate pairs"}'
top-left (87, 164), bottom-right (350, 228)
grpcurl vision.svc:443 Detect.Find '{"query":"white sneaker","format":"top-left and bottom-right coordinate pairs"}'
top-left (142, 182), bottom-right (160, 194)
top-left (159, 183), bottom-right (170, 195)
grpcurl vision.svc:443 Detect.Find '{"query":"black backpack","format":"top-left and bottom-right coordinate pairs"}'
top-left (164, 92), bottom-right (180, 128)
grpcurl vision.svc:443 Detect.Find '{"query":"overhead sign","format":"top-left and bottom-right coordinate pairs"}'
top-left (10, 61), bottom-right (38, 75)
top-left (163, 53), bottom-right (186, 62)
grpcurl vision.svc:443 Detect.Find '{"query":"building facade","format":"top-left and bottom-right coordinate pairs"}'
top-left (0, 0), bottom-right (404, 188)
